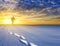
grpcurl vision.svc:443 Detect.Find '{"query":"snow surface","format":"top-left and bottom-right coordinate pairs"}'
top-left (0, 26), bottom-right (60, 46)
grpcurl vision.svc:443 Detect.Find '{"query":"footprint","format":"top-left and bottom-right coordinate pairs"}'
top-left (19, 39), bottom-right (28, 45)
top-left (30, 42), bottom-right (38, 46)
top-left (20, 35), bottom-right (26, 40)
top-left (9, 32), bottom-right (13, 35)
top-left (14, 33), bottom-right (20, 37)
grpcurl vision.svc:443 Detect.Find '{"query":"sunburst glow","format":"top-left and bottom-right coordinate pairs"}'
top-left (3, 19), bottom-right (12, 24)
top-left (0, 10), bottom-right (60, 25)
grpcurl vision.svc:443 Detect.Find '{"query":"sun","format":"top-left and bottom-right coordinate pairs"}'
top-left (2, 17), bottom-right (22, 24)
top-left (0, 11), bottom-right (25, 25)
top-left (3, 19), bottom-right (12, 24)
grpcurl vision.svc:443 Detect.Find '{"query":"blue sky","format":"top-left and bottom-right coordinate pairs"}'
top-left (18, 0), bottom-right (60, 9)
top-left (0, 0), bottom-right (60, 10)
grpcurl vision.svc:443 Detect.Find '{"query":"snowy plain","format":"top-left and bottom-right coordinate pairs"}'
top-left (0, 26), bottom-right (60, 46)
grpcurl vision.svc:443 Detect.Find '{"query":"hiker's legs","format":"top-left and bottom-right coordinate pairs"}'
top-left (12, 20), bottom-right (14, 24)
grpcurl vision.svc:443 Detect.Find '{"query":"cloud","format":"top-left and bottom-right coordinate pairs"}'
top-left (0, 0), bottom-right (60, 20)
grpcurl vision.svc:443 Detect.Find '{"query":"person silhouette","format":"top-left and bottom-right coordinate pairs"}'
top-left (11, 16), bottom-right (15, 24)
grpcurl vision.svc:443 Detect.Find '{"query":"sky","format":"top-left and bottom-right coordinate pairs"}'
top-left (0, 0), bottom-right (60, 25)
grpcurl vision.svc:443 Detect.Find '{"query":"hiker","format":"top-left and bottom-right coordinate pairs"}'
top-left (11, 16), bottom-right (15, 24)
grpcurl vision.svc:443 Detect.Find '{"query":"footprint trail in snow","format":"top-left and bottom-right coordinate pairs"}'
top-left (9, 32), bottom-right (38, 46)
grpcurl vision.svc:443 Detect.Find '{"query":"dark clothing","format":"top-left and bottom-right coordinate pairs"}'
top-left (11, 17), bottom-right (15, 24)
